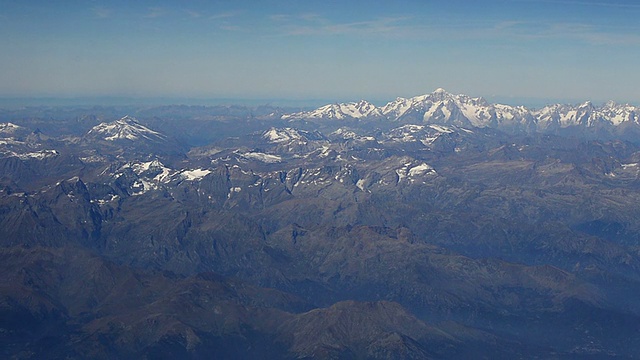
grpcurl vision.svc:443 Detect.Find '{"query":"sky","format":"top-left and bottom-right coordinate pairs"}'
top-left (2, 0), bottom-right (640, 106)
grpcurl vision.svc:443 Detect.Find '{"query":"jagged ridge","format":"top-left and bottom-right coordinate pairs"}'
top-left (283, 88), bottom-right (640, 132)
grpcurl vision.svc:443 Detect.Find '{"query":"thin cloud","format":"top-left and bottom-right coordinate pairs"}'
top-left (551, 23), bottom-right (640, 45)
top-left (515, 0), bottom-right (640, 8)
top-left (268, 10), bottom-right (640, 46)
top-left (494, 21), bottom-right (529, 31)
top-left (298, 13), bottom-right (324, 23)
top-left (218, 24), bottom-right (245, 32)
top-left (210, 11), bottom-right (239, 20)
top-left (208, 11), bottom-right (243, 31)
top-left (275, 14), bottom-right (413, 37)
top-left (144, 7), bottom-right (165, 19)
top-left (268, 15), bottom-right (494, 41)
top-left (184, 10), bottom-right (202, 19)
top-left (206, 11), bottom-right (246, 32)
top-left (493, 19), bottom-right (640, 45)
top-left (92, 6), bottom-right (112, 19)
top-left (270, 14), bottom-right (290, 22)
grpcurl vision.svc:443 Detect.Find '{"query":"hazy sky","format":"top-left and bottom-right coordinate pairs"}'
top-left (2, 0), bottom-right (640, 105)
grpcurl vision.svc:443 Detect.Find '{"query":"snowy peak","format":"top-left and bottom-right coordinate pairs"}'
top-left (330, 127), bottom-right (377, 143)
top-left (600, 101), bottom-right (640, 126)
top-left (263, 127), bottom-right (305, 144)
top-left (383, 123), bottom-right (470, 149)
top-left (534, 101), bottom-right (640, 129)
top-left (381, 89), bottom-right (531, 129)
top-left (282, 89), bottom-right (464, 122)
top-left (353, 100), bottom-right (382, 117)
top-left (0, 122), bottom-right (34, 141)
top-left (87, 116), bottom-right (166, 142)
top-left (262, 127), bottom-right (328, 155)
top-left (0, 122), bottom-right (25, 135)
top-left (381, 88), bottom-right (459, 118)
top-left (424, 87), bottom-right (458, 102)
top-left (263, 127), bottom-right (326, 144)
top-left (282, 100), bottom-right (382, 120)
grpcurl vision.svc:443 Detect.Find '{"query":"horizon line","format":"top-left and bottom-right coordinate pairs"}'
top-left (0, 93), bottom-right (631, 110)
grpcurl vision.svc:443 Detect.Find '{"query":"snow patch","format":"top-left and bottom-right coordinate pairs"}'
top-left (428, 124), bottom-right (454, 133)
top-left (408, 163), bottom-right (435, 177)
top-left (356, 178), bottom-right (370, 192)
top-left (240, 152), bottom-right (282, 163)
top-left (263, 128), bottom-right (304, 143)
top-left (227, 187), bottom-right (242, 199)
top-left (15, 149), bottom-right (59, 160)
top-left (396, 162), bottom-right (437, 183)
top-left (180, 169), bottom-right (212, 181)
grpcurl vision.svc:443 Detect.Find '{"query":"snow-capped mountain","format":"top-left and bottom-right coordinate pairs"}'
top-left (384, 124), bottom-right (455, 146)
top-left (283, 89), bottom-right (535, 130)
top-left (0, 123), bottom-right (27, 147)
top-left (534, 101), bottom-right (640, 130)
top-left (263, 127), bottom-right (325, 144)
top-left (87, 115), bottom-right (166, 142)
top-left (600, 101), bottom-right (640, 126)
top-left (0, 122), bottom-right (36, 143)
top-left (0, 122), bottom-right (60, 161)
top-left (282, 100), bottom-right (382, 120)
top-left (381, 88), bottom-right (535, 129)
top-left (0, 123), bottom-right (26, 136)
top-left (330, 128), bottom-right (377, 143)
top-left (262, 127), bottom-right (328, 154)
top-left (281, 88), bottom-right (640, 134)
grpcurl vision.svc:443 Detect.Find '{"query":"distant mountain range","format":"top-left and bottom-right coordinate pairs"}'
top-left (283, 88), bottom-right (640, 133)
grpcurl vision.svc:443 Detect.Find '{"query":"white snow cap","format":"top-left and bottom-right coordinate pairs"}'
top-left (88, 116), bottom-right (165, 141)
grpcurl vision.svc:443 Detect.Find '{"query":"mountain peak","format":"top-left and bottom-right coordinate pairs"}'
top-left (87, 116), bottom-right (165, 142)
top-left (421, 88), bottom-right (456, 102)
top-left (0, 122), bottom-right (26, 135)
top-left (604, 100), bottom-right (619, 108)
top-left (116, 115), bottom-right (139, 124)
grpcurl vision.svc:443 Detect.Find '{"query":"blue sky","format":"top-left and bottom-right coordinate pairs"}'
top-left (2, 0), bottom-right (640, 106)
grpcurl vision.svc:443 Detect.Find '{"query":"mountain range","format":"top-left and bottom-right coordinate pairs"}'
top-left (3, 91), bottom-right (640, 358)
top-left (283, 88), bottom-right (640, 135)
